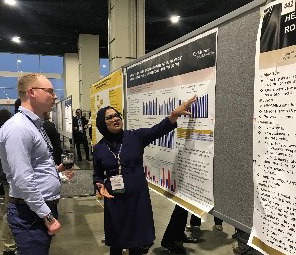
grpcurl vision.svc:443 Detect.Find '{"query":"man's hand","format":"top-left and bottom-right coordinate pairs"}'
top-left (56, 163), bottom-right (74, 173)
top-left (74, 127), bottom-right (78, 130)
top-left (45, 218), bottom-right (61, 235)
top-left (64, 170), bottom-right (75, 180)
top-left (56, 163), bottom-right (66, 172)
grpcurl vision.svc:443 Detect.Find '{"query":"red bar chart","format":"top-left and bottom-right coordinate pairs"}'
top-left (160, 167), bottom-right (177, 192)
top-left (144, 165), bottom-right (159, 185)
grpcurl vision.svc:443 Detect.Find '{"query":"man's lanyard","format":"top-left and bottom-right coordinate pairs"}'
top-left (19, 110), bottom-right (54, 157)
top-left (77, 118), bottom-right (83, 132)
top-left (19, 110), bottom-right (61, 182)
top-left (106, 144), bottom-right (122, 175)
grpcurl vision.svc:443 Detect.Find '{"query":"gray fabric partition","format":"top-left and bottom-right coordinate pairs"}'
top-left (213, 9), bottom-right (260, 233)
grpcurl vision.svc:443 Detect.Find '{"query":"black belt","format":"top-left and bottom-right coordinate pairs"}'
top-left (9, 197), bottom-right (59, 206)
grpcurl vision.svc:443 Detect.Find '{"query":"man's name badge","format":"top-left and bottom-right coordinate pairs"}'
top-left (110, 175), bottom-right (125, 193)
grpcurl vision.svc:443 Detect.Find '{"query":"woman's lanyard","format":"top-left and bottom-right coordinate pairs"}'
top-left (106, 144), bottom-right (122, 175)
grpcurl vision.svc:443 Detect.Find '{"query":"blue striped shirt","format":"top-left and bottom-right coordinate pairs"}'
top-left (0, 106), bottom-right (61, 218)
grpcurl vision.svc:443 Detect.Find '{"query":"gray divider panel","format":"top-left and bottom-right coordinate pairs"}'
top-left (213, 8), bottom-right (261, 233)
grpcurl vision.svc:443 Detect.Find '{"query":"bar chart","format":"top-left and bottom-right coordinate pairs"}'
top-left (191, 94), bottom-right (208, 118)
top-left (151, 130), bottom-right (175, 149)
top-left (142, 94), bottom-right (209, 118)
top-left (144, 165), bottom-right (177, 193)
top-left (144, 165), bottom-right (159, 185)
top-left (160, 168), bottom-right (177, 192)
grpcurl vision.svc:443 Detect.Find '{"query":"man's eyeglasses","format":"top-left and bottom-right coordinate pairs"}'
top-left (105, 113), bottom-right (121, 121)
top-left (31, 87), bottom-right (56, 95)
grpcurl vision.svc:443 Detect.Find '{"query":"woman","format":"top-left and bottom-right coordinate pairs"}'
top-left (93, 96), bottom-right (196, 255)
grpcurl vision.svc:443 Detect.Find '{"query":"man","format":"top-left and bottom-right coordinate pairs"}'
top-left (15, 100), bottom-right (62, 166)
top-left (0, 74), bottom-right (72, 255)
top-left (0, 109), bottom-right (16, 255)
top-left (42, 112), bottom-right (62, 165)
top-left (72, 109), bottom-right (90, 161)
top-left (161, 205), bottom-right (199, 254)
top-left (14, 99), bottom-right (21, 114)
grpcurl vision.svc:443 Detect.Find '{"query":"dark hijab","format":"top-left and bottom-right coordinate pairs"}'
top-left (96, 106), bottom-right (123, 150)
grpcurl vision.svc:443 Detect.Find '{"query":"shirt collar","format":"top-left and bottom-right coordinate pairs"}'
top-left (19, 106), bottom-right (42, 128)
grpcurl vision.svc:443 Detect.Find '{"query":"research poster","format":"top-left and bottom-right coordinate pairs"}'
top-left (250, 1), bottom-right (296, 254)
top-left (126, 28), bottom-right (217, 214)
top-left (90, 69), bottom-right (123, 145)
top-left (64, 96), bottom-right (72, 137)
top-left (57, 101), bottom-right (63, 134)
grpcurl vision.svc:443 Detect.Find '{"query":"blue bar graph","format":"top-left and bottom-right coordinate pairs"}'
top-left (142, 94), bottom-right (208, 118)
top-left (151, 130), bottom-right (175, 149)
top-left (190, 94), bottom-right (208, 118)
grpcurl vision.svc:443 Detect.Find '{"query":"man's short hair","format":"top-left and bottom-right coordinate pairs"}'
top-left (18, 73), bottom-right (43, 98)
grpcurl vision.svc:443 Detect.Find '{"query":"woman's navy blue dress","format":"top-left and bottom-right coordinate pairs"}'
top-left (93, 117), bottom-right (176, 248)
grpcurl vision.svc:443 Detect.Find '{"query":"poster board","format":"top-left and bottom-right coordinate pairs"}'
top-left (125, 29), bottom-right (217, 216)
top-left (63, 96), bottom-right (72, 139)
top-left (90, 69), bottom-right (123, 145)
top-left (249, 1), bottom-right (296, 254)
top-left (56, 101), bottom-right (63, 135)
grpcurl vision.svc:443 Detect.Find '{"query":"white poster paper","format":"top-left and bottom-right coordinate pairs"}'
top-left (126, 29), bottom-right (217, 213)
top-left (251, 1), bottom-right (296, 254)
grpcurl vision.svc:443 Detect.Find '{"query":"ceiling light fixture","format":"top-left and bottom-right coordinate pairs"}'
top-left (12, 36), bottom-right (21, 43)
top-left (170, 15), bottom-right (180, 24)
top-left (4, 0), bottom-right (16, 6)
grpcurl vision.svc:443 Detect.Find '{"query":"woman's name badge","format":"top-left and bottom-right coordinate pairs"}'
top-left (110, 175), bottom-right (125, 193)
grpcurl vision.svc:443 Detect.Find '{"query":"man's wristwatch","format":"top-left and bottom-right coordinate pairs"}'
top-left (43, 213), bottom-right (55, 223)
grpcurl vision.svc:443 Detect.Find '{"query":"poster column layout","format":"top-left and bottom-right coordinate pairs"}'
top-left (250, 1), bottom-right (296, 254)
top-left (126, 28), bottom-right (217, 214)
top-left (90, 69), bottom-right (123, 145)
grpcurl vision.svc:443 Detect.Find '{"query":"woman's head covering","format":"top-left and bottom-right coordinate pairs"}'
top-left (96, 106), bottom-right (123, 144)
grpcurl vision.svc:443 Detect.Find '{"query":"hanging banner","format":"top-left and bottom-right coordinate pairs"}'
top-left (126, 28), bottom-right (217, 215)
top-left (90, 69), bottom-right (123, 145)
top-left (250, 1), bottom-right (296, 254)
